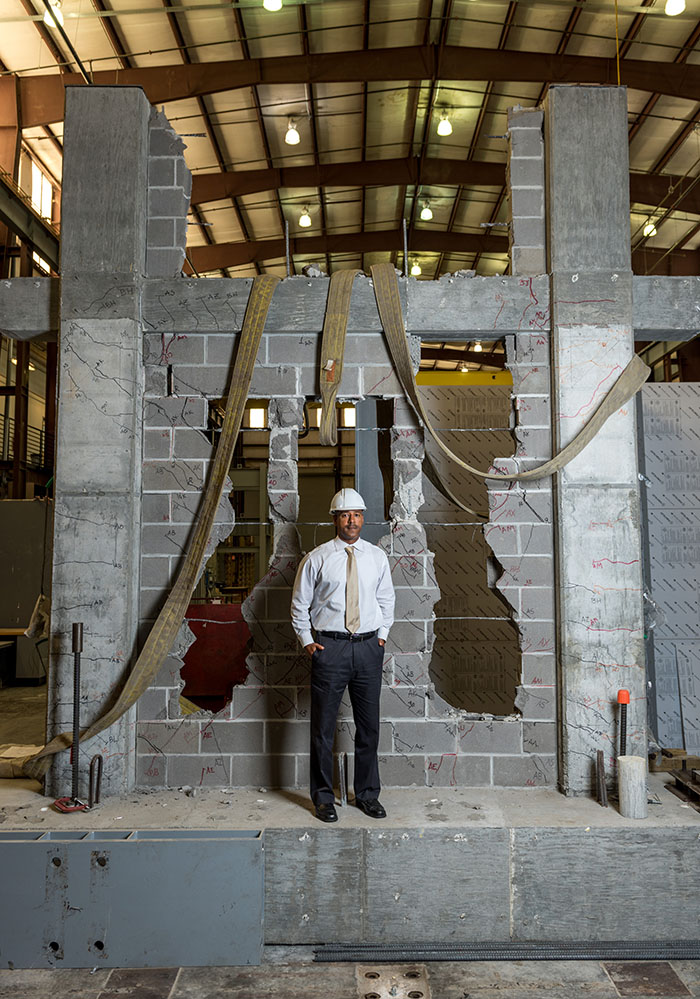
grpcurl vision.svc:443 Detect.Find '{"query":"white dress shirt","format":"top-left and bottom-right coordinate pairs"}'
top-left (291, 536), bottom-right (395, 648)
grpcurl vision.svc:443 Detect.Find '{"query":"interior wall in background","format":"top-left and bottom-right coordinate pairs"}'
top-left (640, 382), bottom-right (700, 753)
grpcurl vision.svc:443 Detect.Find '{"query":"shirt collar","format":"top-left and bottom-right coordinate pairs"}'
top-left (333, 535), bottom-right (364, 551)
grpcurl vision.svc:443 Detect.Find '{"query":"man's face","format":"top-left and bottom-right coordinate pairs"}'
top-left (334, 509), bottom-right (364, 544)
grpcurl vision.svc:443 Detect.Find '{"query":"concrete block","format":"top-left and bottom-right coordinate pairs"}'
top-left (516, 394), bottom-right (550, 427)
top-left (519, 522), bottom-right (554, 556)
top-left (148, 157), bottom-right (176, 187)
top-left (148, 187), bottom-right (190, 219)
top-left (269, 490), bottom-right (298, 522)
top-left (140, 555), bottom-right (172, 587)
top-left (488, 489), bottom-right (552, 524)
top-left (362, 365), bottom-right (403, 397)
top-left (230, 686), bottom-right (297, 721)
top-left (142, 458), bottom-right (205, 492)
top-left (426, 688), bottom-right (462, 719)
top-left (173, 427), bottom-right (214, 459)
top-left (269, 431), bottom-right (296, 461)
top-left (141, 523), bottom-right (192, 557)
top-left (265, 720), bottom-right (309, 754)
top-left (176, 157), bottom-right (192, 197)
top-left (207, 333), bottom-right (267, 367)
top-left (484, 522), bottom-right (520, 557)
top-left (426, 753), bottom-right (491, 787)
top-left (389, 552), bottom-right (425, 587)
top-left (269, 397), bottom-right (304, 428)
top-left (136, 686), bottom-right (168, 721)
top-left (295, 753), bottom-right (309, 786)
top-left (497, 555), bottom-right (553, 587)
top-left (390, 427), bottom-right (424, 460)
top-left (507, 363), bottom-right (549, 395)
top-left (521, 653), bottom-right (556, 687)
top-left (509, 129), bottom-right (544, 159)
top-left (202, 720), bottom-right (265, 753)
top-left (268, 334), bottom-right (316, 365)
top-left (144, 332), bottom-right (205, 365)
top-left (393, 397), bottom-right (420, 429)
top-left (137, 720), bottom-right (200, 754)
top-left (249, 365), bottom-right (299, 398)
top-left (492, 753), bottom-right (556, 786)
top-left (343, 334), bottom-right (393, 366)
top-left (508, 158), bottom-right (545, 188)
top-left (520, 585), bottom-right (555, 622)
top-left (298, 364), bottom-right (360, 398)
top-left (509, 187), bottom-right (544, 219)
top-left (385, 620), bottom-right (429, 655)
top-left (381, 685), bottom-right (426, 719)
top-left (511, 217), bottom-right (546, 250)
top-left (377, 754), bottom-right (426, 785)
top-left (394, 585), bottom-right (439, 621)
top-left (458, 719), bottom-right (522, 754)
top-left (144, 396), bottom-right (208, 429)
top-left (393, 654), bottom-right (428, 686)
top-left (144, 365), bottom-right (167, 397)
top-left (136, 753), bottom-right (167, 786)
top-left (514, 427), bottom-right (552, 460)
top-left (513, 333), bottom-right (550, 365)
top-left (515, 685), bottom-right (556, 721)
top-left (267, 461), bottom-right (296, 492)
top-left (508, 107), bottom-right (544, 130)
top-left (170, 490), bottom-right (206, 522)
top-left (517, 620), bottom-right (556, 656)
top-left (147, 217), bottom-right (175, 248)
top-left (151, 655), bottom-right (184, 690)
top-left (511, 247), bottom-right (547, 277)
top-left (230, 753), bottom-right (297, 788)
top-left (523, 720), bottom-right (556, 754)
top-left (263, 654), bottom-right (311, 688)
top-left (168, 754), bottom-right (232, 787)
top-left (388, 522), bottom-right (429, 556)
top-left (149, 121), bottom-right (185, 156)
top-left (392, 719), bottom-right (458, 754)
top-left (146, 247), bottom-right (185, 277)
top-left (144, 428), bottom-right (171, 459)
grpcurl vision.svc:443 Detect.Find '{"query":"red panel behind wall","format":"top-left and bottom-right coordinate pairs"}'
top-left (181, 603), bottom-right (250, 711)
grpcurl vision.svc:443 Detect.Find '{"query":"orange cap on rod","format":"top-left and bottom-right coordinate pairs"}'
top-left (617, 689), bottom-right (630, 705)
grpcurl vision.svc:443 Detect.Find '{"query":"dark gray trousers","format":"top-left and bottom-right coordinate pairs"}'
top-left (309, 634), bottom-right (383, 805)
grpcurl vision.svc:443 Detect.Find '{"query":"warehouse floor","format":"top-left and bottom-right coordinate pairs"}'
top-left (0, 954), bottom-right (699, 998)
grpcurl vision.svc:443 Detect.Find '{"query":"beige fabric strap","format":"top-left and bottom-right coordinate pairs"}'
top-left (319, 269), bottom-right (360, 446)
top-left (369, 261), bottom-right (651, 508)
top-left (21, 273), bottom-right (281, 782)
top-left (345, 545), bottom-right (361, 633)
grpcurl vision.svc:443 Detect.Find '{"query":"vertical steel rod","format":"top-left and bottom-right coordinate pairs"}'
top-left (402, 218), bottom-right (409, 276)
top-left (285, 219), bottom-right (291, 278)
top-left (71, 622), bottom-right (83, 800)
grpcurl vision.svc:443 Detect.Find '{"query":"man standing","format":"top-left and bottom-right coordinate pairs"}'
top-left (291, 488), bottom-right (395, 823)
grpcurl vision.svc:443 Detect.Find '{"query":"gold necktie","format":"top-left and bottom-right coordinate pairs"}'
top-left (345, 546), bottom-right (361, 633)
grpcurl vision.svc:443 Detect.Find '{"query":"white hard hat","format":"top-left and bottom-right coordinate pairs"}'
top-left (329, 488), bottom-right (366, 514)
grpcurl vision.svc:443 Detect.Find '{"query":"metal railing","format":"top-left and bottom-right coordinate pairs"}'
top-left (0, 412), bottom-right (54, 468)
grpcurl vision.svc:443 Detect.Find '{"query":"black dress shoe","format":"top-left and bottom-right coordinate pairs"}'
top-left (315, 802), bottom-right (338, 823)
top-left (355, 798), bottom-right (386, 819)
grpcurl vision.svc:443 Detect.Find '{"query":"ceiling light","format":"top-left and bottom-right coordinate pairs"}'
top-left (436, 112), bottom-right (452, 137)
top-left (665, 0), bottom-right (685, 14)
top-left (43, 0), bottom-right (64, 27)
top-left (420, 202), bottom-right (433, 221)
top-left (459, 362), bottom-right (469, 373)
top-left (473, 342), bottom-right (483, 353)
top-left (29, 362), bottom-right (36, 371)
top-left (10, 357), bottom-right (17, 366)
top-left (410, 261), bottom-right (422, 276)
top-left (299, 207), bottom-right (312, 228)
top-left (643, 221), bottom-right (657, 238)
top-left (263, 0), bottom-right (283, 10)
top-left (285, 119), bottom-right (300, 145)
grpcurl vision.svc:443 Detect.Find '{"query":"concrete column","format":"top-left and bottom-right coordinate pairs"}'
top-left (546, 86), bottom-right (646, 794)
top-left (46, 87), bottom-right (150, 796)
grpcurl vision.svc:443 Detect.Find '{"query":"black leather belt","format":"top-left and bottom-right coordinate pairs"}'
top-left (317, 630), bottom-right (378, 643)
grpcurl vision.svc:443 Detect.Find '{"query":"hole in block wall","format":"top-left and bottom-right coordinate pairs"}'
top-left (180, 401), bottom-right (271, 712)
top-left (417, 359), bottom-right (521, 715)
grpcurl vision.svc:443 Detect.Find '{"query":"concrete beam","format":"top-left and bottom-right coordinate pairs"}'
top-left (4, 273), bottom-right (700, 341)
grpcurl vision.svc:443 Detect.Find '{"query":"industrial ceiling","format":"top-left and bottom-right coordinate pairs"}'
top-left (1, 0), bottom-right (700, 289)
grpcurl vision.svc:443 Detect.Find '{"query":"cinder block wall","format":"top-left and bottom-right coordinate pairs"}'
top-left (134, 110), bottom-right (557, 791)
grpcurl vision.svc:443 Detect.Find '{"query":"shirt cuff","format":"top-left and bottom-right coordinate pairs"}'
top-left (298, 631), bottom-right (315, 649)
top-left (377, 627), bottom-right (389, 641)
